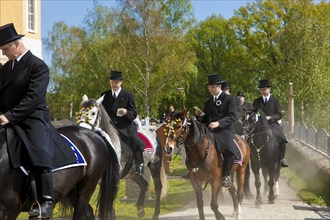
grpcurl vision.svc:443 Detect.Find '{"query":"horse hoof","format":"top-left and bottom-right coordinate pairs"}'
top-left (151, 215), bottom-right (159, 220)
top-left (269, 199), bottom-right (275, 204)
top-left (255, 201), bottom-right (262, 209)
top-left (137, 208), bottom-right (145, 218)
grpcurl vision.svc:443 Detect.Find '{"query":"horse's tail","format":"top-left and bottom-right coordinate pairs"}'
top-left (243, 161), bottom-right (253, 199)
top-left (97, 140), bottom-right (120, 220)
top-left (160, 160), bottom-right (168, 200)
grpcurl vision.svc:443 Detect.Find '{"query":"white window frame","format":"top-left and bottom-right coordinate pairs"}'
top-left (26, 0), bottom-right (38, 33)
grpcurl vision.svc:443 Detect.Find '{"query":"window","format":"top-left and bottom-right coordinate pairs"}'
top-left (27, 0), bottom-right (36, 31)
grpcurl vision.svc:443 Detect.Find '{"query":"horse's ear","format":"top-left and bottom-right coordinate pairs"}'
top-left (81, 94), bottom-right (88, 106)
top-left (182, 108), bottom-right (189, 117)
top-left (96, 95), bottom-right (105, 106)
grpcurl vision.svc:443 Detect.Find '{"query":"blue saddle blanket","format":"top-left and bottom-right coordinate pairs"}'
top-left (20, 134), bottom-right (87, 175)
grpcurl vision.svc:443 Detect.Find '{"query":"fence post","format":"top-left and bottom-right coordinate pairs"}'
top-left (288, 82), bottom-right (294, 139)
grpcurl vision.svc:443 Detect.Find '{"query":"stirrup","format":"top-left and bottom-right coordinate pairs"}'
top-left (28, 201), bottom-right (42, 218)
top-left (222, 176), bottom-right (231, 188)
top-left (136, 163), bottom-right (144, 175)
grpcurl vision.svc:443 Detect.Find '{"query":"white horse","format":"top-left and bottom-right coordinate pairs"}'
top-left (77, 95), bottom-right (167, 220)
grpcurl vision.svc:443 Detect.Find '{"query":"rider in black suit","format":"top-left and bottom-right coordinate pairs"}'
top-left (195, 74), bottom-right (240, 188)
top-left (253, 79), bottom-right (289, 167)
top-left (0, 23), bottom-right (75, 218)
top-left (102, 70), bottom-right (145, 175)
top-left (234, 91), bottom-right (253, 136)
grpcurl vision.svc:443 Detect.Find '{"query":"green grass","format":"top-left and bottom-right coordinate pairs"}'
top-left (281, 168), bottom-right (328, 206)
top-left (18, 155), bottom-right (194, 219)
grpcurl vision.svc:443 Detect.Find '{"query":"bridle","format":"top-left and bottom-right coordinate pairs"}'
top-left (76, 104), bottom-right (100, 130)
top-left (164, 117), bottom-right (188, 159)
top-left (166, 116), bottom-right (211, 173)
top-left (244, 112), bottom-right (270, 161)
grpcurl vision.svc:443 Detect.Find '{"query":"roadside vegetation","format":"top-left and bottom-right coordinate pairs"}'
top-left (281, 168), bottom-right (328, 206)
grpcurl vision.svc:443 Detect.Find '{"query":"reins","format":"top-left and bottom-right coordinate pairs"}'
top-left (173, 118), bottom-right (211, 173)
top-left (245, 113), bottom-right (271, 162)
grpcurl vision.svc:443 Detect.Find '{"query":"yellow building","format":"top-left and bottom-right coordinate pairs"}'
top-left (0, 0), bottom-right (42, 64)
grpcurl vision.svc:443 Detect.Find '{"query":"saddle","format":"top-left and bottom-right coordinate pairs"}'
top-left (5, 126), bottom-right (83, 172)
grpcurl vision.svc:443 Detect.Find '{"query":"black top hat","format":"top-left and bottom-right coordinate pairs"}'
top-left (221, 81), bottom-right (231, 89)
top-left (236, 91), bottom-right (245, 97)
top-left (0, 23), bottom-right (24, 47)
top-left (258, 79), bottom-right (272, 88)
top-left (109, 70), bottom-right (123, 80)
top-left (206, 74), bottom-right (225, 85)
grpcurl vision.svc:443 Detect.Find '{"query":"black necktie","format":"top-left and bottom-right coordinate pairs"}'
top-left (12, 59), bottom-right (18, 70)
top-left (264, 98), bottom-right (268, 103)
top-left (113, 93), bottom-right (116, 99)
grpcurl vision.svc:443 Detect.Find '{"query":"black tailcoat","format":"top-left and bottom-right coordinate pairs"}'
top-left (198, 92), bottom-right (241, 160)
top-left (0, 51), bottom-right (76, 168)
top-left (102, 89), bottom-right (145, 154)
top-left (253, 95), bottom-right (288, 144)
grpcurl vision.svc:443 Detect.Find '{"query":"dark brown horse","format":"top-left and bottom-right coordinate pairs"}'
top-left (165, 109), bottom-right (250, 220)
top-left (0, 125), bottom-right (119, 220)
top-left (243, 110), bottom-right (281, 207)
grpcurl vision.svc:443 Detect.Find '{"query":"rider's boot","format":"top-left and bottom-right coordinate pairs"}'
top-left (222, 153), bottom-right (234, 188)
top-left (28, 169), bottom-right (54, 219)
top-left (135, 150), bottom-right (144, 175)
top-left (279, 143), bottom-right (289, 167)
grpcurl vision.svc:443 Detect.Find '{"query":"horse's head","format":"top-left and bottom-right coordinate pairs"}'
top-left (243, 110), bottom-right (268, 136)
top-left (243, 111), bottom-right (259, 135)
top-left (76, 94), bottom-right (104, 128)
top-left (163, 108), bottom-right (190, 155)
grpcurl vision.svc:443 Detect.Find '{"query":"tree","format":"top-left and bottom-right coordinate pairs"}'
top-left (44, 0), bottom-right (196, 118)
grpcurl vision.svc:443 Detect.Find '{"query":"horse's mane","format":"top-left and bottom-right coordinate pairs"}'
top-left (186, 116), bottom-right (214, 146)
top-left (257, 110), bottom-right (270, 130)
top-left (98, 105), bottom-right (119, 139)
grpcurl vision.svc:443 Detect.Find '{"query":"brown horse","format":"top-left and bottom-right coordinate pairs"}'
top-left (155, 122), bottom-right (171, 172)
top-left (165, 109), bottom-right (250, 220)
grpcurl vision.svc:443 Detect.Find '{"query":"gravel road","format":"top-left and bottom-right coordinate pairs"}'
top-left (19, 176), bottom-right (329, 220)
top-left (159, 176), bottom-right (329, 220)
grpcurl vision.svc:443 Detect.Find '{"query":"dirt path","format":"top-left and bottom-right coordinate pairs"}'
top-left (159, 176), bottom-right (329, 220)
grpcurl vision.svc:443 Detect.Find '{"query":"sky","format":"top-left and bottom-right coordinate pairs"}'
top-left (41, 0), bottom-right (253, 64)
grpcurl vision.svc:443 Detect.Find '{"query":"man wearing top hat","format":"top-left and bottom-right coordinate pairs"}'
top-left (195, 74), bottom-right (241, 187)
top-left (234, 91), bottom-right (253, 136)
top-left (221, 81), bottom-right (231, 94)
top-left (253, 79), bottom-right (289, 167)
top-left (102, 70), bottom-right (146, 175)
top-left (237, 91), bottom-right (253, 112)
top-left (0, 23), bottom-right (76, 218)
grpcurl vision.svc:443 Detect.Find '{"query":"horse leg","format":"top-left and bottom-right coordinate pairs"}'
top-left (267, 164), bottom-right (276, 204)
top-left (273, 161), bottom-right (281, 198)
top-left (210, 182), bottom-right (225, 220)
top-left (71, 185), bottom-right (97, 220)
top-left (131, 174), bottom-right (148, 219)
top-left (84, 204), bottom-right (95, 220)
top-left (0, 200), bottom-right (21, 220)
top-left (228, 174), bottom-right (239, 219)
top-left (262, 167), bottom-right (269, 196)
top-left (232, 166), bottom-right (246, 220)
top-left (251, 160), bottom-right (262, 208)
top-left (190, 178), bottom-right (205, 220)
top-left (66, 171), bottom-right (102, 220)
top-left (148, 161), bottom-right (163, 220)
